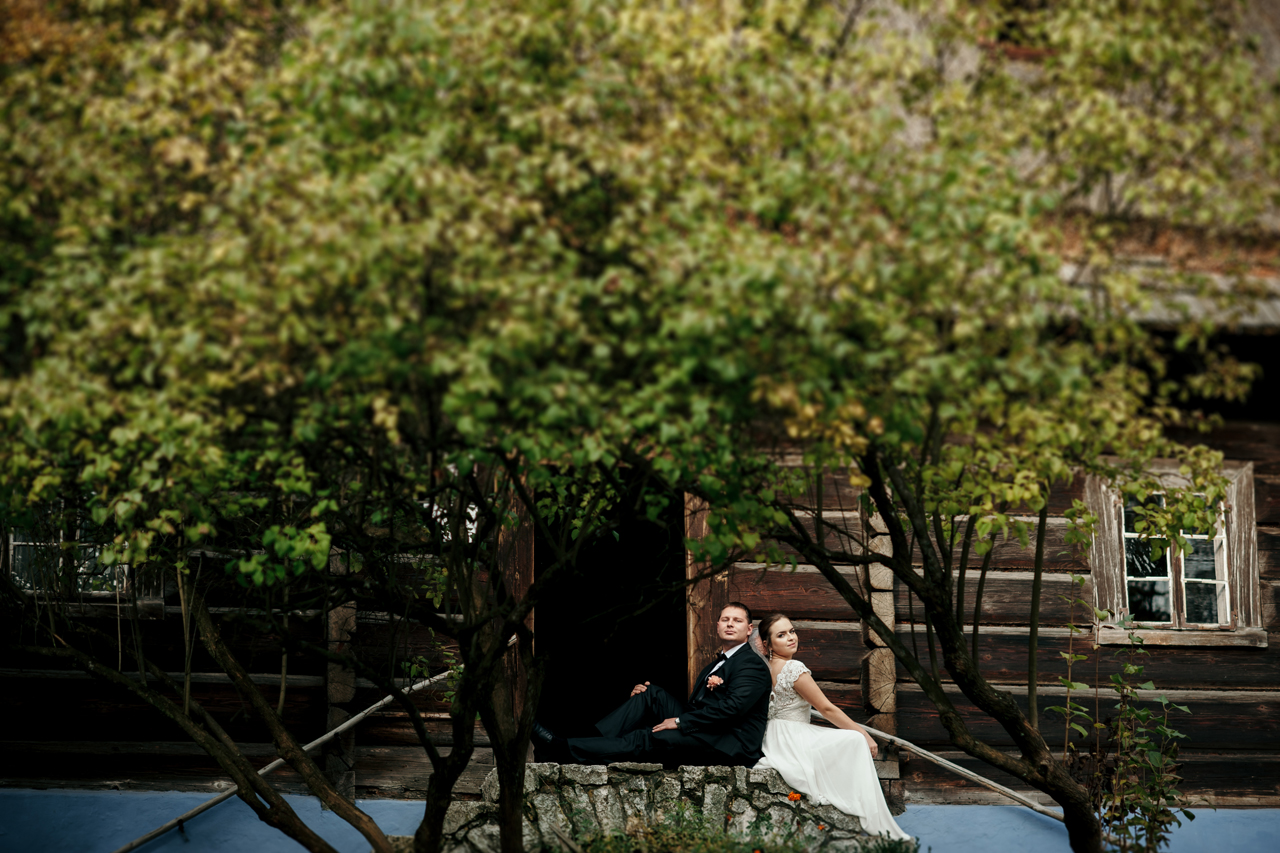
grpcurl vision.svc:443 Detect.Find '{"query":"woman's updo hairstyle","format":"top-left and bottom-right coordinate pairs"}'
top-left (757, 612), bottom-right (791, 659)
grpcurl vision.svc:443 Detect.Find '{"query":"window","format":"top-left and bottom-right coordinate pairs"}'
top-left (1121, 494), bottom-right (1230, 627)
top-left (5, 503), bottom-right (128, 596)
top-left (1085, 460), bottom-right (1264, 648)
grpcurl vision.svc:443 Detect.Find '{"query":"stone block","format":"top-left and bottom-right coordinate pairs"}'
top-left (521, 817), bottom-right (542, 851)
top-left (619, 784), bottom-right (650, 826)
top-left (589, 785), bottom-right (626, 835)
top-left (705, 765), bottom-right (731, 780)
top-left (764, 805), bottom-right (798, 842)
top-left (702, 783), bottom-right (728, 821)
top-left (800, 801), bottom-right (861, 833)
top-left (561, 784), bottom-right (599, 836)
top-left (732, 766), bottom-right (748, 792)
top-left (751, 789), bottom-right (776, 811)
top-left (481, 769), bottom-right (500, 804)
top-left (747, 767), bottom-right (791, 795)
top-left (526, 762), bottom-right (561, 793)
top-left (443, 801), bottom-right (494, 836)
top-left (653, 774), bottom-right (681, 811)
top-left (561, 764), bottom-right (608, 786)
top-left (466, 823), bottom-right (501, 853)
top-left (680, 765), bottom-right (705, 796)
top-left (727, 802), bottom-right (758, 837)
top-left (532, 792), bottom-right (572, 844)
top-left (607, 762), bottom-right (662, 773)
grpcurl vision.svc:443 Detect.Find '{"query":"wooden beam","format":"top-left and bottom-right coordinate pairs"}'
top-left (685, 494), bottom-right (728, 696)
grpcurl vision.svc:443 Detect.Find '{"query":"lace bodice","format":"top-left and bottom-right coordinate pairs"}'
top-left (767, 659), bottom-right (813, 723)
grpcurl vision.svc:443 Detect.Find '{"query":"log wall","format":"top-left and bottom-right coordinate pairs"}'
top-left (723, 421), bottom-right (1280, 809)
top-left (4, 423), bottom-right (1278, 810)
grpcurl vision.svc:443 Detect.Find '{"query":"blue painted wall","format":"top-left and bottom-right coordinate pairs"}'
top-left (1, 789), bottom-right (1277, 852)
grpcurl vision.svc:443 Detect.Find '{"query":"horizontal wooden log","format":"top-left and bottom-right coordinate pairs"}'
top-left (893, 624), bottom-right (1280, 689)
top-left (6, 614), bottom-right (329, 677)
top-left (728, 565), bottom-right (865, 621)
top-left (767, 462), bottom-right (864, 511)
top-left (1167, 422), bottom-right (1280, 475)
top-left (0, 741), bottom-right (494, 798)
top-left (352, 618), bottom-right (458, 676)
top-left (784, 621), bottom-right (866, 683)
top-left (1261, 527), bottom-right (1280, 581)
top-left (357, 714), bottom-right (490, 748)
top-left (896, 684), bottom-right (1280, 751)
top-left (727, 564), bottom-right (1096, 627)
top-left (768, 464), bottom-right (1084, 516)
top-left (901, 748), bottom-right (1280, 806)
top-left (1259, 474), bottom-right (1280, 526)
top-left (0, 675), bottom-right (328, 744)
top-left (355, 746), bottom-right (494, 797)
top-left (765, 517), bottom-right (1086, 571)
top-left (896, 570), bottom-right (1094, 628)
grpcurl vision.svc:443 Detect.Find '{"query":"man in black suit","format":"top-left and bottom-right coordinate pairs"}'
top-left (533, 602), bottom-right (771, 767)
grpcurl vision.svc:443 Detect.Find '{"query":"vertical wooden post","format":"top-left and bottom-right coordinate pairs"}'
top-left (324, 551), bottom-right (357, 804)
top-left (685, 494), bottom-right (728, 696)
top-left (862, 509), bottom-right (899, 798)
top-left (496, 497), bottom-right (535, 754)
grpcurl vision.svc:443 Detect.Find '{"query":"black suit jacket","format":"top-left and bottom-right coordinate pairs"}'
top-left (679, 647), bottom-right (771, 761)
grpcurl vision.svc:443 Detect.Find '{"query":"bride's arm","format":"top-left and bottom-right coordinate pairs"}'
top-left (792, 672), bottom-right (879, 759)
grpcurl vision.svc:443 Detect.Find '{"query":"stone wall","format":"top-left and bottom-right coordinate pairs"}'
top-left (414, 762), bottom-right (871, 852)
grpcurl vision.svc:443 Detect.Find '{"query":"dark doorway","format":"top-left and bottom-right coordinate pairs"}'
top-left (534, 486), bottom-right (687, 737)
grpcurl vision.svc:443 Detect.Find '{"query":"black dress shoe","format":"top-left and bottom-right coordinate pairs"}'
top-left (531, 720), bottom-right (559, 747)
top-left (531, 721), bottom-right (570, 763)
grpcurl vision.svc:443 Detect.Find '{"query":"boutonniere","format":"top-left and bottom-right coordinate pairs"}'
top-left (707, 675), bottom-right (725, 690)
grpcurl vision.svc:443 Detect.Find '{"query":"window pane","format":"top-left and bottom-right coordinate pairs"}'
top-left (12, 543), bottom-right (57, 589)
top-left (1183, 538), bottom-right (1220, 580)
top-left (1185, 581), bottom-right (1226, 625)
top-left (1128, 580), bottom-right (1171, 622)
top-left (1123, 495), bottom-right (1164, 534)
top-left (1124, 537), bottom-right (1169, 579)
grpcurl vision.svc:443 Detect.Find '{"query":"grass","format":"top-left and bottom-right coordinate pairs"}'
top-left (571, 806), bottom-right (921, 853)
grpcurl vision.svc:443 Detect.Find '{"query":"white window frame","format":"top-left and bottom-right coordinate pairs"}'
top-left (1085, 459), bottom-right (1264, 648)
top-left (1119, 492), bottom-right (1232, 629)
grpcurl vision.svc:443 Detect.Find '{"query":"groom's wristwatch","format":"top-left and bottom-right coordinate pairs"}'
top-left (674, 717), bottom-right (681, 729)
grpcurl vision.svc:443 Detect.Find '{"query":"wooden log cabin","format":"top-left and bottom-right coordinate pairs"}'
top-left (2, 290), bottom-right (1279, 821)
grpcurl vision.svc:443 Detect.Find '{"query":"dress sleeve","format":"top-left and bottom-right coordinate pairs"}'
top-left (777, 659), bottom-right (811, 695)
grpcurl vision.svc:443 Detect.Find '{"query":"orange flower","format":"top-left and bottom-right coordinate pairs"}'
top-left (787, 791), bottom-right (802, 802)
top-left (818, 824), bottom-right (826, 830)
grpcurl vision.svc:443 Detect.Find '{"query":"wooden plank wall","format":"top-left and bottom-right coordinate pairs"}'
top-left (725, 463), bottom-right (901, 799)
top-left (0, 598), bottom-right (476, 800)
top-left (4, 421), bottom-right (1277, 808)
top-left (724, 422), bottom-right (1280, 809)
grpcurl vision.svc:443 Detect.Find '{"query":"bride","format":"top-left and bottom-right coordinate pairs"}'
top-left (750, 612), bottom-right (911, 841)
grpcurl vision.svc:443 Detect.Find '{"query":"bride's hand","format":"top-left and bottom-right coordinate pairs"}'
top-left (864, 732), bottom-right (879, 759)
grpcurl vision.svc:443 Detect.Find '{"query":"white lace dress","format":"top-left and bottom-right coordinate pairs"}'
top-left (755, 659), bottom-right (910, 841)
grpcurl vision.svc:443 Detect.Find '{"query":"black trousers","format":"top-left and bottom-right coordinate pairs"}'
top-left (565, 684), bottom-right (735, 767)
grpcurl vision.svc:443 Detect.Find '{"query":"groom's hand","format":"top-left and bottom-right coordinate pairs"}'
top-left (652, 717), bottom-right (678, 732)
top-left (630, 682), bottom-right (650, 697)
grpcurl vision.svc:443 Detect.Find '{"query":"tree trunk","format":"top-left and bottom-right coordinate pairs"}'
top-left (191, 593), bottom-right (393, 853)
top-left (414, 682), bottom-right (479, 853)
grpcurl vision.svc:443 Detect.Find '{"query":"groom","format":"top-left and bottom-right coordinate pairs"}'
top-left (533, 602), bottom-right (772, 767)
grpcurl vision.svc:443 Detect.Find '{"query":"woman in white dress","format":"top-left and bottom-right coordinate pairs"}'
top-left (752, 612), bottom-right (911, 841)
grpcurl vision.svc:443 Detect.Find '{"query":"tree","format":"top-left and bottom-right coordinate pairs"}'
top-left (3, 2), bottom-right (1275, 853)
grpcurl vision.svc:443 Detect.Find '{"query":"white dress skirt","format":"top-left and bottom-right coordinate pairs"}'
top-left (755, 659), bottom-right (911, 842)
